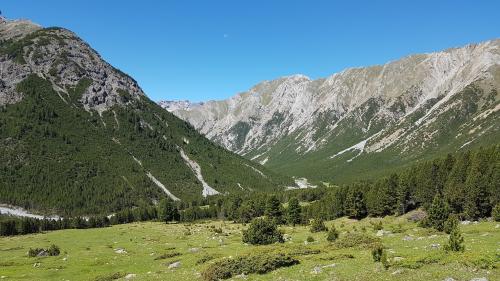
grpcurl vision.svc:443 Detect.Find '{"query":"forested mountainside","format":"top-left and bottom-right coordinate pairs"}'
top-left (0, 19), bottom-right (291, 216)
top-left (163, 40), bottom-right (500, 183)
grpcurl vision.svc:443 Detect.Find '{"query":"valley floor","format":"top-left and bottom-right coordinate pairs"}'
top-left (0, 216), bottom-right (498, 281)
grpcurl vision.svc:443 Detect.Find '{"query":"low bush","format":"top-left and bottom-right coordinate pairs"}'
top-left (326, 225), bottom-right (339, 242)
top-left (154, 251), bottom-right (181, 260)
top-left (93, 272), bottom-right (126, 281)
top-left (196, 254), bottom-right (218, 265)
top-left (309, 218), bottom-right (328, 233)
top-left (242, 218), bottom-right (283, 245)
top-left (27, 244), bottom-right (60, 257)
top-left (371, 244), bottom-right (384, 262)
top-left (306, 236), bottom-right (315, 242)
top-left (333, 232), bottom-right (380, 249)
top-left (201, 252), bottom-right (299, 281)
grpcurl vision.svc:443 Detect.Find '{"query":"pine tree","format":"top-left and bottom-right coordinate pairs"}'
top-left (158, 199), bottom-right (179, 223)
top-left (265, 195), bottom-right (284, 224)
top-left (493, 204), bottom-right (500, 222)
top-left (426, 193), bottom-right (449, 231)
top-left (445, 225), bottom-right (465, 252)
top-left (286, 197), bottom-right (302, 226)
top-left (326, 224), bottom-right (339, 242)
top-left (347, 190), bottom-right (367, 219)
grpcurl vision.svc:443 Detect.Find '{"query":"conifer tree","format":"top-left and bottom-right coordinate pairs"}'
top-left (265, 195), bottom-right (284, 224)
top-left (286, 197), bottom-right (302, 226)
top-left (445, 225), bottom-right (465, 252)
top-left (426, 193), bottom-right (449, 231)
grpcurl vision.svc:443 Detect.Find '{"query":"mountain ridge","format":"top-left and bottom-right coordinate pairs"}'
top-left (0, 18), bottom-right (292, 216)
top-left (161, 39), bottom-right (500, 182)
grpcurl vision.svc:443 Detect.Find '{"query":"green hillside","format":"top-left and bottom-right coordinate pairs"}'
top-left (0, 27), bottom-right (291, 216)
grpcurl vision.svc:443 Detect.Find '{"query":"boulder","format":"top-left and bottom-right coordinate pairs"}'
top-left (168, 261), bottom-right (181, 269)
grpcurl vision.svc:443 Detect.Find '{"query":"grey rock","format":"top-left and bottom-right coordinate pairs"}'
top-left (168, 261), bottom-right (181, 269)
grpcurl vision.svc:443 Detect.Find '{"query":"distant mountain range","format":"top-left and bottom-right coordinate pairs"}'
top-left (161, 39), bottom-right (500, 183)
top-left (0, 18), bottom-right (291, 216)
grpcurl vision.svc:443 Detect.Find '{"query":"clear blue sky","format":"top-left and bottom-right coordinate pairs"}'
top-left (3, 1), bottom-right (500, 102)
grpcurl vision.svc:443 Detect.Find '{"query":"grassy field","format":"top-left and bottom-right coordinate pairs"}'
top-left (0, 215), bottom-right (498, 281)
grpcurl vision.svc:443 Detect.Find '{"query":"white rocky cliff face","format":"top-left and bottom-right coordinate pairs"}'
top-left (161, 40), bottom-right (500, 180)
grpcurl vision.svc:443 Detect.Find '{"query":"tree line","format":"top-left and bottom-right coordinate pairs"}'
top-left (1, 145), bottom-right (498, 236)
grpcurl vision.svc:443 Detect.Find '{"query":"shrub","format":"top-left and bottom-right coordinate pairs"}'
top-left (28, 248), bottom-right (45, 257)
top-left (326, 225), bottom-right (339, 242)
top-left (154, 252), bottom-right (181, 260)
top-left (309, 218), bottom-right (328, 233)
top-left (371, 244), bottom-right (384, 262)
top-left (492, 204), bottom-right (500, 222)
top-left (371, 221), bottom-right (383, 231)
top-left (443, 214), bottom-right (459, 234)
top-left (196, 254), bottom-right (217, 265)
top-left (445, 225), bottom-right (465, 252)
top-left (381, 250), bottom-right (390, 269)
top-left (306, 236), bottom-right (315, 243)
top-left (93, 272), bottom-right (126, 281)
top-left (28, 245), bottom-right (60, 257)
top-left (242, 218), bottom-right (284, 245)
top-left (333, 233), bottom-right (380, 249)
top-left (201, 252), bottom-right (299, 281)
top-left (47, 244), bottom-right (60, 256)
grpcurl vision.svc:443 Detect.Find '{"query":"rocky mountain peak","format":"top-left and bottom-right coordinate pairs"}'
top-left (0, 18), bottom-right (41, 40)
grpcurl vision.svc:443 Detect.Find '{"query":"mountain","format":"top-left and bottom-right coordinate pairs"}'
top-left (163, 40), bottom-right (500, 183)
top-left (0, 18), bottom-right (292, 216)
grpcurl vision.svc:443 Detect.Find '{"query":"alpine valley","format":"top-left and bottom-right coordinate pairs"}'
top-left (161, 40), bottom-right (500, 183)
top-left (0, 19), bottom-right (292, 216)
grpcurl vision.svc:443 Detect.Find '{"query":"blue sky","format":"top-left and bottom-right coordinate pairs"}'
top-left (3, 1), bottom-right (500, 102)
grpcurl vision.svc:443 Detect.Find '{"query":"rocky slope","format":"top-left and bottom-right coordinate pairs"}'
top-left (163, 40), bottom-right (500, 182)
top-left (0, 18), bottom-right (291, 216)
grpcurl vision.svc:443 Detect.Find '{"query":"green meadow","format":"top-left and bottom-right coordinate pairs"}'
top-left (1, 214), bottom-right (498, 281)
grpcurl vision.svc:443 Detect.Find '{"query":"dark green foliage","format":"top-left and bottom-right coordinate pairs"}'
top-left (27, 244), bottom-right (60, 257)
top-left (93, 272), bottom-right (126, 281)
top-left (381, 250), bottom-right (390, 269)
top-left (0, 72), bottom-right (290, 216)
top-left (371, 244), bottom-right (384, 262)
top-left (445, 225), bottom-right (465, 252)
top-left (158, 199), bottom-right (179, 222)
top-left (286, 197), bottom-right (302, 226)
top-left (309, 218), bottom-right (327, 233)
top-left (443, 214), bottom-right (459, 234)
top-left (201, 252), bottom-right (299, 281)
top-left (265, 195), bottom-right (284, 224)
top-left (346, 189), bottom-right (367, 219)
top-left (47, 244), bottom-right (60, 256)
top-left (242, 218), bottom-right (284, 245)
top-left (154, 252), bottom-right (181, 260)
top-left (326, 225), bottom-right (339, 242)
top-left (493, 204), bottom-right (500, 222)
top-left (306, 236), bottom-right (315, 243)
top-left (425, 193), bottom-right (450, 231)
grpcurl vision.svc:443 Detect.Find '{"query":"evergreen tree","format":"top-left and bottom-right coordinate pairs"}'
top-left (426, 193), bottom-right (449, 231)
top-left (158, 199), bottom-right (179, 223)
top-left (286, 197), bottom-right (302, 226)
top-left (238, 200), bottom-right (257, 223)
top-left (445, 225), bottom-right (465, 252)
top-left (493, 204), bottom-right (500, 222)
top-left (443, 214), bottom-right (459, 234)
top-left (265, 195), bottom-right (284, 224)
top-left (326, 224), bottom-right (339, 242)
top-left (346, 190), bottom-right (367, 219)
top-left (242, 217), bottom-right (284, 245)
top-left (310, 218), bottom-right (328, 233)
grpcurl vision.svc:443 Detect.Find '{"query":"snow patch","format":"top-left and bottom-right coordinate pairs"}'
top-left (146, 172), bottom-right (180, 201)
top-left (179, 148), bottom-right (220, 197)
